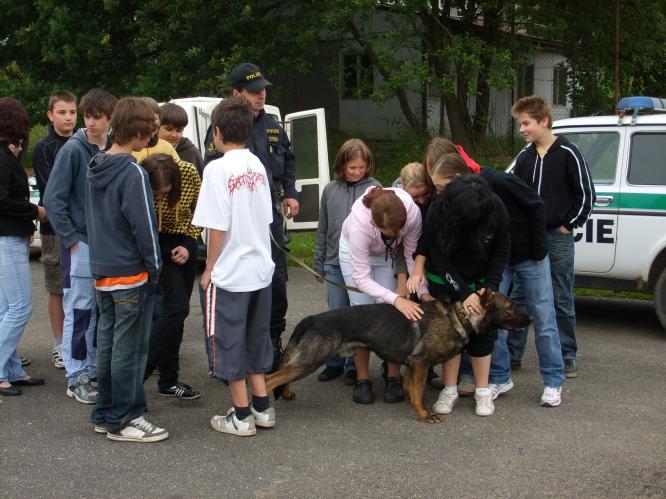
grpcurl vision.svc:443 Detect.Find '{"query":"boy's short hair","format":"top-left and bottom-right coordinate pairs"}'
top-left (511, 95), bottom-right (553, 129)
top-left (141, 97), bottom-right (162, 121)
top-left (48, 90), bottom-right (77, 112)
top-left (210, 97), bottom-right (253, 145)
top-left (160, 103), bottom-right (188, 129)
top-left (79, 88), bottom-right (117, 119)
top-left (110, 97), bottom-right (158, 146)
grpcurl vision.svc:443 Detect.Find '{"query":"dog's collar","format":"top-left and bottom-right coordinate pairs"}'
top-left (453, 302), bottom-right (476, 336)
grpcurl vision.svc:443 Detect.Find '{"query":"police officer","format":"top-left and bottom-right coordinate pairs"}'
top-left (204, 63), bottom-right (298, 371)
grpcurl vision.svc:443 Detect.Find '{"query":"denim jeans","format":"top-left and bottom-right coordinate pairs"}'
top-left (91, 283), bottom-right (156, 433)
top-left (60, 242), bottom-right (97, 386)
top-left (0, 236), bottom-right (31, 382)
top-left (323, 264), bottom-right (355, 372)
top-left (508, 230), bottom-right (577, 361)
top-left (462, 259), bottom-right (565, 388)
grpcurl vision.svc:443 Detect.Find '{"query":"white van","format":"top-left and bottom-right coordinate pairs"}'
top-left (167, 97), bottom-right (329, 231)
top-left (550, 96), bottom-right (666, 331)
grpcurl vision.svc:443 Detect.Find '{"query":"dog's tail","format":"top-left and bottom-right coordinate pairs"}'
top-left (289, 315), bottom-right (316, 345)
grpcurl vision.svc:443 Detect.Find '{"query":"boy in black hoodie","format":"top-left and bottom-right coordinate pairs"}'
top-left (85, 97), bottom-right (167, 443)
top-left (509, 96), bottom-right (595, 379)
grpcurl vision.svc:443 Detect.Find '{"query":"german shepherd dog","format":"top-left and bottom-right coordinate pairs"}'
top-left (265, 290), bottom-right (531, 423)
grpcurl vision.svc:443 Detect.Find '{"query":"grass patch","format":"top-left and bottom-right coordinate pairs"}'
top-left (285, 231), bottom-right (317, 268)
top-left (573, 287), bottom-right (652, 301)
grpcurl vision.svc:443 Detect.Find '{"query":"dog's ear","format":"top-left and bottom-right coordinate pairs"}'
top-left (481, 289), bottom-right (496, 309)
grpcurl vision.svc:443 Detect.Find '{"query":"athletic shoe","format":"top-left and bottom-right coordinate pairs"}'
top-left (343, 370), bottom-right (358, 386)
top-left (106, 416), bottom-right (169, 443)
top-left (158, 382), bottom-right (201, 400)
top-left (52, 346), bottom-right (64, 369)
top-left (251, 405), bottom-right (276, 428)
top-left (457, 378), bottom-right (476, 397)
top-left (210, 409), bottom-right (256, 436)
top-left (383, 377), bottom-right (405, 403)
top-left (540, 386), bottom-right (562, 407)
top-left (20, 356), bottom-right (31, 367)
top-left (93, 424), bottom-right (107, 434)
top-left (474, 390), bottom-right (495, 416)
top-left (317, 366), bottom-right (344, 382)
top-left (488, 379), bottom-right (514, 400)
top-left (66, 373), bottom-right (97, 404)
top-left (433, 390), bottom-right (458, 414)
top-left (564, 359), bottom-right (577, 378)
top-left (352, 379), bottom-right (374, 405)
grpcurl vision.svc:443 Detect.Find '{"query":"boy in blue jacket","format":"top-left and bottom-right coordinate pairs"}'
top-left (85, 97), bottom-right (167, 443)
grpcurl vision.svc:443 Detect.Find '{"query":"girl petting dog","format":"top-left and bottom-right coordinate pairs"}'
top-left (339, 186), bottom-right (428, 405)
top-left (408, 176), bottom-right (510, 417)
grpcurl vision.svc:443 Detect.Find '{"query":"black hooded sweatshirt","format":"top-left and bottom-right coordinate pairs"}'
top-left (510, 136), bottom-right (595, 231)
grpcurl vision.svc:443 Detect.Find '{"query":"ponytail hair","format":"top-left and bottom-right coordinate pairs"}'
top-left (362, 187), bottom-right (407, 238)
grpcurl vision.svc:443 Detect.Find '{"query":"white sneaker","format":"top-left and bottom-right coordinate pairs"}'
top-left (433, 390), bottom-right (459, 414)
top-left (540, 386), bottom-right (562, 407)
top-left (210, 408), bottom-right (256, 436)
top-left (457, 378), bottom-right (476, 397)
top-left (251, 405), bottom-right (276, 428)
top-left (106, 416), bottom-right (169, 443)
top-left (474, 389), bottom-right (495, 416)
top-left (488, 379), bottom-right (514, 400)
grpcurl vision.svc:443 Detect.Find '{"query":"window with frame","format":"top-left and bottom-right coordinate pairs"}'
top-left (342, 53), bottom-right (373, 99)
top-left (553, 66), bottom-right (568, 106)
top-left (516, 64), bottom-right (534, 98)
top-left (558, 132), bottom-right (619, 185)
top-left (628, 133), bottom-right (666, 185)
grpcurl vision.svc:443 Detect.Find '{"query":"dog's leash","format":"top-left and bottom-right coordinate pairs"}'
top-left (270, 231), bottom-right (361, 293)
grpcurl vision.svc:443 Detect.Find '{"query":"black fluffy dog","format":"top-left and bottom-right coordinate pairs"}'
top-left (265, 290), bottom-right (531, 423)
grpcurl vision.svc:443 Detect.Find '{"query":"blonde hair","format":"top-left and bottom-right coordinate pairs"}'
top-left (400, 162), bottom-right (433, 192)
top-left (512, 95), bottom-right (553, 129)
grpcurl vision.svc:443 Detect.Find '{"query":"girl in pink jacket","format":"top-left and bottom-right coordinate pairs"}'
top-left (339, 186), bottom-right (426, 405)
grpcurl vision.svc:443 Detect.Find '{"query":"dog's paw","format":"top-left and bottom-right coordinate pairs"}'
top-left (422, 413), bottom-right (441, 424)
top-left (282, 388), bottom-right (296, 400)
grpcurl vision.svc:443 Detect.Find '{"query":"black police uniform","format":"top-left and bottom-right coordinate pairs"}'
top-left (203, 110), bottom-right (296, 343)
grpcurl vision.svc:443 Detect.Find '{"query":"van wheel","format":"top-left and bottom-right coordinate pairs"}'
top-left (655, 268), bottom-right (666, 332)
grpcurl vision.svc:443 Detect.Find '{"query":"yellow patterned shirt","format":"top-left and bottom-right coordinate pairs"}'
top-left (154, 159), bottom-right (202, 241)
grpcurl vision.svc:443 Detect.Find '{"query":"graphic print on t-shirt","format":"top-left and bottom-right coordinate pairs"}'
top-left (228, 167), bottom-right (267, 195)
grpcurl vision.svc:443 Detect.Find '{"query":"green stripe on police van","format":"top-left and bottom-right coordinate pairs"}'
top-left (595, 191), bottom-right (666, 211)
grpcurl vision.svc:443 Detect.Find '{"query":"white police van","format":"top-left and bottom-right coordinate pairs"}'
top-left (167, 97), bottom-right (329, 231)
top-left (552, 96), bottom-right (666, 331)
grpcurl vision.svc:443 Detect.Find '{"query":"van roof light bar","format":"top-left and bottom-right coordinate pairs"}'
top-left (616, 96), bottom-right (666, 125)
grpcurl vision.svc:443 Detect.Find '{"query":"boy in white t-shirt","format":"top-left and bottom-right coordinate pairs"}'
top-left (192, 97), bottom-right (275, 437)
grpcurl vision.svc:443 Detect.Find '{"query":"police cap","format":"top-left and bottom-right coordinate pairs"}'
top-left (229, 63), bottom-right (272, 92)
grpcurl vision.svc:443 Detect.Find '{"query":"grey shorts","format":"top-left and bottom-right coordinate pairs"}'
top-left (40, 234), bottom-right (63, 294)
top-left (203, 284), bottom-right (272, 381)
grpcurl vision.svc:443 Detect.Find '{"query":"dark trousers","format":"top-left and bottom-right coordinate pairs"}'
top-left (144, 258), bottom-right (196, 390)
top-left (270, 211), bottom-right (288, 339)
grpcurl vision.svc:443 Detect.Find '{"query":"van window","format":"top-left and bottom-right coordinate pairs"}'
top-left (558, 132), bottom-right (619, 185)
top-left (627, 133), bottom-right (666, 186)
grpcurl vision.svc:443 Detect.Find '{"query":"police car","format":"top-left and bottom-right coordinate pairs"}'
top-left (167, 97), bottom-right (330, 231)
top-left (551, 96), bottom-right (666, 331)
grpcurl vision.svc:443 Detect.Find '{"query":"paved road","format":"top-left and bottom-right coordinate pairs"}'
top-left (1, 261), bottom-right (665, 498)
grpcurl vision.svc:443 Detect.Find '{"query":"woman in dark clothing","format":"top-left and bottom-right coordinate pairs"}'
top-left (409, 176), bottom-right (510, 417)
top-left (0, 97), bottom-right (47, 396)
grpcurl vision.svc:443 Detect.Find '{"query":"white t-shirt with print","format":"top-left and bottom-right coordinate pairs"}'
top-left (192, 148), bottom-right (275, 292)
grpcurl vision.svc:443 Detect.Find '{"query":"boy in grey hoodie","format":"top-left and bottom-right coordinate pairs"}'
top-left (85, 97), bottom-right (166, 443)
top-left (43, 89), bottom-right (117, 404)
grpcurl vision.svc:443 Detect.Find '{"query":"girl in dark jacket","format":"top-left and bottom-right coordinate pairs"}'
top-left (409, 176), bottom-right (510, 417)
top-left (0, 97), bottom-right (47, 396)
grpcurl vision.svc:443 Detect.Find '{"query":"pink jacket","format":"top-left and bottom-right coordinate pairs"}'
top-left (341, 187), bottom-right (423, 305)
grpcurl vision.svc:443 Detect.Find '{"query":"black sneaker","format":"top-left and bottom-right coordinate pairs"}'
top-left (158, 382), bottom-right (201, 400)
top-left (352, 379), bottom-right (374, 405)
top-left (344, 370), bottom-right (358, 386)
top-left (564, 359), bottom-right (577, 378)
top-left (510, 359), bottom-right (522, 370)
top-left (383, 377), bottom-right (405, 403)
top-left (318, 366), bottom-right (344, 382)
